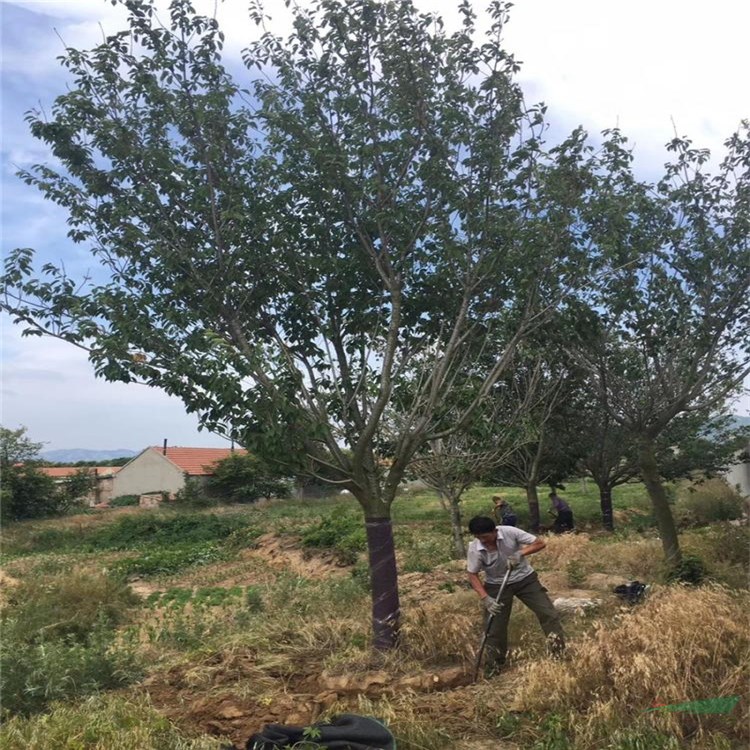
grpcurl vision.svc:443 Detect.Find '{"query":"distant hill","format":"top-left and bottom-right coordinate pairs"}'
top-left (39, 448), bottom-right (137, 463)
top-left (732, 415), bottom-right (750, 428)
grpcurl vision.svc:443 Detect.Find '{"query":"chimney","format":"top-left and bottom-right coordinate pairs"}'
top-left (163, 439), bottom-right (168, 456)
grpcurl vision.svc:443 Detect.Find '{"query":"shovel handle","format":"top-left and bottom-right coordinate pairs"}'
top-left (472, 566), bottom-right (512, 682)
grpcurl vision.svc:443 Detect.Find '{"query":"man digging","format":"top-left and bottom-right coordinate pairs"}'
top-left (467, 516), bottom-right (565, 677)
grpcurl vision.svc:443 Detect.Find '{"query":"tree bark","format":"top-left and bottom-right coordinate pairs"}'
top-left (637, 437), bottom-right (682, 565)
top-left (448, 494), bottom-right (466, 558)
top-left (526, 483), bottom-right (541, 532)
top-left (599, 485), bottom-right (614, 531)
top-left (364, 517), bottom-right (401, 651)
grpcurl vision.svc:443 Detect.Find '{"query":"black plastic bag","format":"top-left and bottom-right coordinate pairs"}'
top-left (613, 580), bottom-right (650, 605)
top-left (245, 713), bottom-right (396, 749)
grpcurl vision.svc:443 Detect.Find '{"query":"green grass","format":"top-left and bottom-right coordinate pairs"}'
top-left (0, 694), bottom-right (227, 749)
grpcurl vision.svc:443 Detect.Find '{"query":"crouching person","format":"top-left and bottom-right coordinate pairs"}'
top-left (467, 515), bottom-right (565, 677)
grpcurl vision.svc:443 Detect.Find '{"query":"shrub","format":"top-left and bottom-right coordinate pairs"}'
top-left (301, 513), bottom-right (366, 563)
top-left (667, 553), bottom-right (707, 585)
top-left (224, 525), bottom-right (264, 551)
top-left (0, 467), bottom-right (69, 522)
top-left (674, 479), bottom-right (744, 527)
top-left (566, 559), bottom-right (587, 587)
top-left (173, 477), bottom-right (216, 508)
top-left (0, 624), bottom-right (141, 718)
top-left (2, 570), bottom-right (139, 644)
top-left (207, 453), bottom-right (291, 503)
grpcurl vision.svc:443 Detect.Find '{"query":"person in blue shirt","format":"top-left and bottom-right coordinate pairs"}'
top-left (467, 515), bottom-right (565, 676)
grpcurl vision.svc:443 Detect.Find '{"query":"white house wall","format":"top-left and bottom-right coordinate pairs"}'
top-left (112, 450), bottom-right (186, 497)
top-left (725, 446), bottom-right (750, 498)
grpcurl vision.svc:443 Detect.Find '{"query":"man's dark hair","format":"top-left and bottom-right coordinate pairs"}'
top-left (468, 516), bottom-right (496, 534)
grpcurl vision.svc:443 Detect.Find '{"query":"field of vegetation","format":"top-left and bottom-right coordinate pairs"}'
top-left (1, 479), bottom-right (748, 750)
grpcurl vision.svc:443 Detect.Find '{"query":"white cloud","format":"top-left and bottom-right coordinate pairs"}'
top-left (2, 0), bottom-right (748, 448)
top-left (1, 324), bottom-right (230, 450)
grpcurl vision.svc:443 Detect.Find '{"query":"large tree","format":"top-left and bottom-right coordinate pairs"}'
top-left (2, 0), bottom-right (593, 648)
top-left (576, 127), bottom-right (750, 564)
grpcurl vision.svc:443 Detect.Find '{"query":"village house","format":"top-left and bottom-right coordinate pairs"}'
top-left (111, 446), bottom-right (245, 500)
top-left (725, 439), bottom-right (750, 498)
top-left (37, 466), bottom-right (120, 506)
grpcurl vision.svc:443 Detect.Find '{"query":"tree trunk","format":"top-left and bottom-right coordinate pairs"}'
top-left (364, 517), bottom-right (401, 651)
top-left (637, 437), bottom-right (682, 565)
top-left (448, 494), bottom-right (466, 558)
top-left (526, 483), bottom-right (541, 532)
top-left (599, 485), bottom-right (614, 531)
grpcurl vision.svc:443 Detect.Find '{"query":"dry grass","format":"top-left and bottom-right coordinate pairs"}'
top-left (513, 585), bottom-right (750, 748)
top-left (536, 532), bottom-right (666, 582)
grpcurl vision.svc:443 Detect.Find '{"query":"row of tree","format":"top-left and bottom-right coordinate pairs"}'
top-left (2, 0), bottom-right (748, 649)
top-left (409, 342), bottom-right (748, 557)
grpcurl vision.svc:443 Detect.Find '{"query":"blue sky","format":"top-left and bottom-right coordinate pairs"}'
top-left (1, 0), bottom-right (749, 451)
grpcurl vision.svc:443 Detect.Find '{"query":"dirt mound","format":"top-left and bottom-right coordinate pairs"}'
top-left (142, 651), bottom-right (478, 748)
top-left (0, 570), bottom-right (19, 604)
top-left (244, 533), bottom-right (352, 580)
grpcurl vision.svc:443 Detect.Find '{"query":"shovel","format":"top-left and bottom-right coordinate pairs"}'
top-left (472, 565), bottom-right (512, 682)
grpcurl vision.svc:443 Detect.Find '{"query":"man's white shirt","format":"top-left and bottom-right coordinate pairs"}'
top-left (466, 525), bottom-right (537, 584)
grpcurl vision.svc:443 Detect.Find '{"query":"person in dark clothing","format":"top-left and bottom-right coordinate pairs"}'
top-left (492, 494), bottom-right (518, 527)
top-left (549, 491), bottom-right (574, 533)
top-left (467, 515), bottom-right (565, 676)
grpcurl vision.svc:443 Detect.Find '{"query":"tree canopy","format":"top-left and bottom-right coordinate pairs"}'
top-left (2, 0), bottom-right (596, 648)
top-left (3, 0), bottom-right (748, 642)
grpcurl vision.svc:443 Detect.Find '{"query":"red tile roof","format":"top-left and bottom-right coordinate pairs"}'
top-left (37, 466), bottom-right (120, 479)
top-left (150, 447), bottom-right (247, 476)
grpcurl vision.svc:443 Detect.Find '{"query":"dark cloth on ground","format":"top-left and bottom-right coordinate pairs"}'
top-left (245, 713), bottom-right (395, 750)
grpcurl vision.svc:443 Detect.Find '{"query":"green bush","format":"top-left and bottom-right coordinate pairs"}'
top-left (2, 570), bottom-right (139, 644)
top-left (667, 553), bottom-right (707, 585)
top-left (0, 467), bottom-right (71, 522)
top-left (224, 525), bottom-right (264, 551)
top-left (566, 559), bottom-right (587, 587)
top-left (173, 477), bottom-right (216, 508)
top-left (301, 513), bottom-right (366, 563)
top-left (207, 453), bottom-right (292, 503)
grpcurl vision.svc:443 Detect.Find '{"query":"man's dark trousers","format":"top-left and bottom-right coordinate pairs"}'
top-left (484, 571), bottom-right (564, 669)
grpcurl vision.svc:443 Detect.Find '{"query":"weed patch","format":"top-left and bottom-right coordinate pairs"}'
top-left (0, 624), bottom-right (141, 718)
top-left (110, 541), bottom-right (231, 578)
top-left (301, 513), bottom-right (366, 564)
top-left (2, 570), bottom-right (139, 644)
top-left (0, 693), bottom-right (226, 749)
